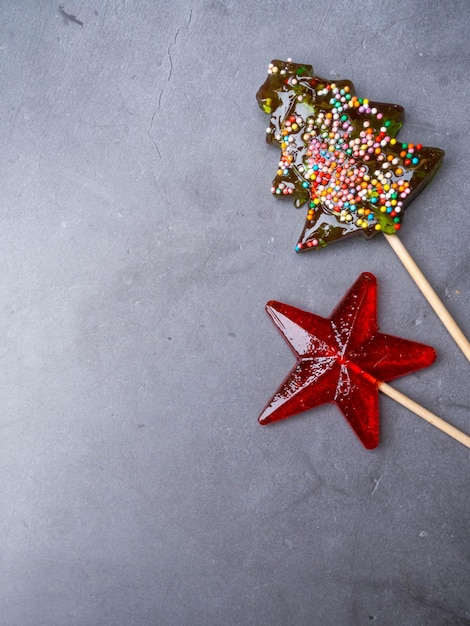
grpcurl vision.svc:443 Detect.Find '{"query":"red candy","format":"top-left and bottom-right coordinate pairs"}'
top-left (258, 273), bottom-right (436, 449)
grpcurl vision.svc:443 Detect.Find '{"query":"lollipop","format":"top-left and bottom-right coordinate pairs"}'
top-left (259, 273), bottom-right (470, 449)
top-left (257, 59), bottom-right (470, 361)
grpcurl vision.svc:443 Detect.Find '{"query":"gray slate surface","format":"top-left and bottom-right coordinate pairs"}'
top-left (0, 1), bottom-right (469, 624)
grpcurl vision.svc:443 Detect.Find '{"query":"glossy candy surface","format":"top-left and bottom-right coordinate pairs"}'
top-left (258, 273), bottom-right (436, 448)
top-left (257, 60), bottom-right (444, 251)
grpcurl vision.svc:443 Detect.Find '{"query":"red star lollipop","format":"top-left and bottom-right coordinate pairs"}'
top-left (259, 273), bottom-right (470, 449)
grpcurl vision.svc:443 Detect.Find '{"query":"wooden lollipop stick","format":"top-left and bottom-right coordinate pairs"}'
top-left (379, 381), bottom-right (470, 448)
top-left (384, 234), bottom-right (470, 362)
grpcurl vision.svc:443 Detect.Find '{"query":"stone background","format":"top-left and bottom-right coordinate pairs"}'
top-left (0, 1), bottom-right (469, 624)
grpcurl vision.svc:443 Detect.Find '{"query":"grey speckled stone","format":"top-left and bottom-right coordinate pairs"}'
top-left (0, 1), bottom-right (469, 625)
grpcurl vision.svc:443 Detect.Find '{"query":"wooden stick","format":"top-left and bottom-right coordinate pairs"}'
top-left (384, 234), bottom-right (470, 362)
top-left (379, 381), bottom-right (470, 448)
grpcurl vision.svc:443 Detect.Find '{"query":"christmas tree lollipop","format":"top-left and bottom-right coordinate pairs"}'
top-left (259, 273), bottom-right (470, 449)
top-left (257, 59), bottom-right (470, 362)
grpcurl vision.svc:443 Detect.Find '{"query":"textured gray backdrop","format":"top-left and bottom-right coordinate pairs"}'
top-left (0, 1), bottom-right (469, 624)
